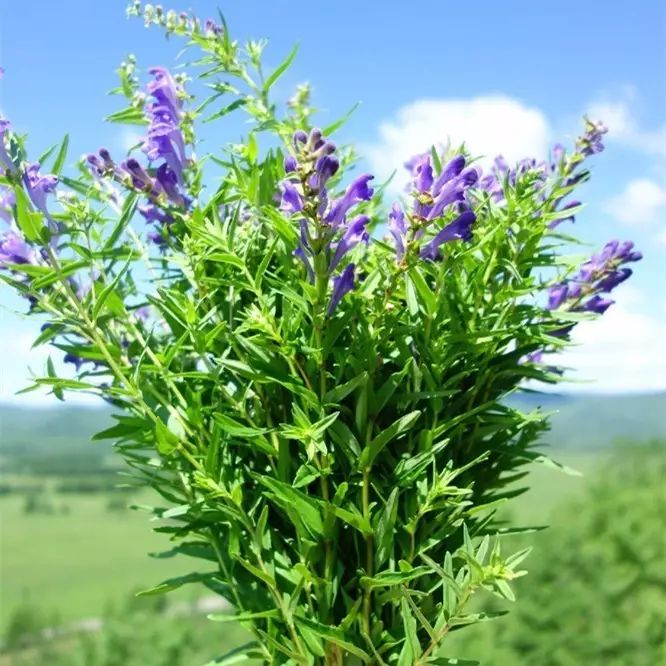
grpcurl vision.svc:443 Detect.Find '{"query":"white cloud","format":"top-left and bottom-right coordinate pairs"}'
top-left (364, 95), bottom-right (551, 191)
top-left (586, 95), bottom-right (666, 158)
top-left (605, 178), bottom-right (666, 226)
top-left (556, 288), bottom-right (666, 393)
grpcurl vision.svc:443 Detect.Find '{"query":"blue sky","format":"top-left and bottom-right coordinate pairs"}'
top-left (1, 0), bottom-right (665, 402)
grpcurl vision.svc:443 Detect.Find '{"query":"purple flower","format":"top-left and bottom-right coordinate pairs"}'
top-left (146, 67), bottom-right (182, 120)
top-left (0, 187), bottom-right (15, 225)
top-left (576, 118), bottom-right (608, 157)
top-left (327, 263), bottom-right (356, 316)
top-left (583, 295), bottom-right (614, 314)
top-left (548, 200), bottom-right (581, 230)
top-left (547, 284), bottom-right (569, 310)
top-left (420, 210), bottom-right (476, 260)
top-left (284, 155), bottom-right (298, 173)
top-left (412, 155), bottom-right (434, 193)
top-left (0, 229), bottom-right (36, 266)
top-left (280, 181), bottom-right (304, 214)
top-left (432, 155), bottom-right (466, 192)
top-left (596, 268), bottom-right (632, 292)
top-left (329, 215), bottom-right (369, 272)
top-left (294, 245), bottom-right (314, 282)
top-left (388, 203), bottom-right (407, 259)
top-left (325, 174), bottom-right (374, 227)
top-left (23, 163), bottom-right (58, 217)
top-left (311, 155), bottom-right (339, 190)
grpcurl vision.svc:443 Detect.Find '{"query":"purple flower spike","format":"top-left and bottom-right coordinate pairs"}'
top-left (280, 181), bottom-right (304, 214)
top-left (420, 210), bottom-right (476, 260)
top-left (547, 284), bottom-right (569, 310)
top-left (325, 174), bottom-right (374, 227)
top-left (329, 215), bottom-right (369, 272)
top-left (388, 203), bottom-right (407, 259)
top-left (327, 263), bottom-right (356, 316)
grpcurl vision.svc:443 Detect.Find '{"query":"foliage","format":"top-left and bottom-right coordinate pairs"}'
top-left (3, 595), bottom-right (249, 666)
top-left (0, 2), bottom-right (643, 664)
top-left (449, 443), bottom-right (666, 665)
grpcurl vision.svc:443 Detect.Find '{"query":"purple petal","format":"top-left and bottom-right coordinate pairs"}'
top-left (327, 263), bottom-right (356, 316)
top-left (420, 210), bottom-right (476, 260)
top-left (329, 215), bottom-right (369, 272)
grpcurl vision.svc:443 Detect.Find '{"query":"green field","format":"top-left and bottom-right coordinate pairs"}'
top-left (1, 399), bottom-right (663, 663)
top-left (0, 490), bottom-right (193, 629)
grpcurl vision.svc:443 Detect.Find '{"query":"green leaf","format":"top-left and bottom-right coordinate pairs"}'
top-left (408, 267), bottom-right (436, 315)
top-left (398, 597), bottom-right (422, 666)
top-left (154, 419), bottom-right (180, 455)
top-left (106, 106), bottom-right (148, 125)
top-left (51, 133), bottom-right (69, 175)
top-left (202, 641), bottom-right (263, 665)
top-left (323, 371), bottom-right (368, 404)
top-left (359, 410), bottom-right (421, 469)
top-left (375, 488), bottom-right (399, 569)
top-left (137, 572), bottom-right (220, 596)
top-left (254, 475), bottom-right (324, 536)
top-left (13, 187), bottom-right (45, 242)
top-left (208, 609), bottom-right (279, 623)
top-left (361, 566), bottom-right (431, 588)
top-left (294, 616), bottom-right (371, 663)
top-left (263, 45), bottom-right (298, 92)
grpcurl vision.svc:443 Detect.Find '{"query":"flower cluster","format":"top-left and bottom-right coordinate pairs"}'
top-left (390, 153), bottom-right (478, 261)
top-left (548, 240), bottom-right (642, 315)
top-left (476, 118), bottom-right (609, 231)
top-left (86, 67), bottom-right (191, 245)
top-left (279, 129), bottom-right (374, 314)
top-left (1, 119), bottom-right (57, 269)
top-left (127, 2), bottom-right (223, 38)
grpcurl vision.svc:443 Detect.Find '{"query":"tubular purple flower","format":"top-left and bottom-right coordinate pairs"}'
top-left (420, 210), bottom-right (476, 260)
top-left (280, 181), bottom-right (304, 214)
top-left (155, 163), bottom-right (189, 207)
top-left (548, 200), bottom-right (581, 230)
top-left (292, 130), bottom-right (308, 150)
top-left (139, 203), bottom-right (171, 223)
top-left (583, 295), bottom-right (614, 314)
top-left (313, 155), bottom-right (339, 189)
top-left (294, 246), bottom-right (314, 282)
top-left (0, 229), bottom-right (36, 266)
top-left (329, 215), bottom-right (369, 272)
top-left (122, 158), bottom-right (155, 193)
top-left (23, 163), bottom-right (58, 217)
top-left (426, 179), bottom-right (465, 221)
top-left (284, 155), bottom-right (298, 173)
top-left (433, 154), bottom-right (466, 193)
top-left (388, 203), bottom-right (407, 259)
top-left (596, 268), bottom-right (632, 292)
top-left (413, 156), bottom-right (434, 193)
top-left (547, 284), bottom-right (569, 310)
top-left (327, 263), bottom-right (356, 316)
top-left (325, 174), bottom-right (374, 227)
